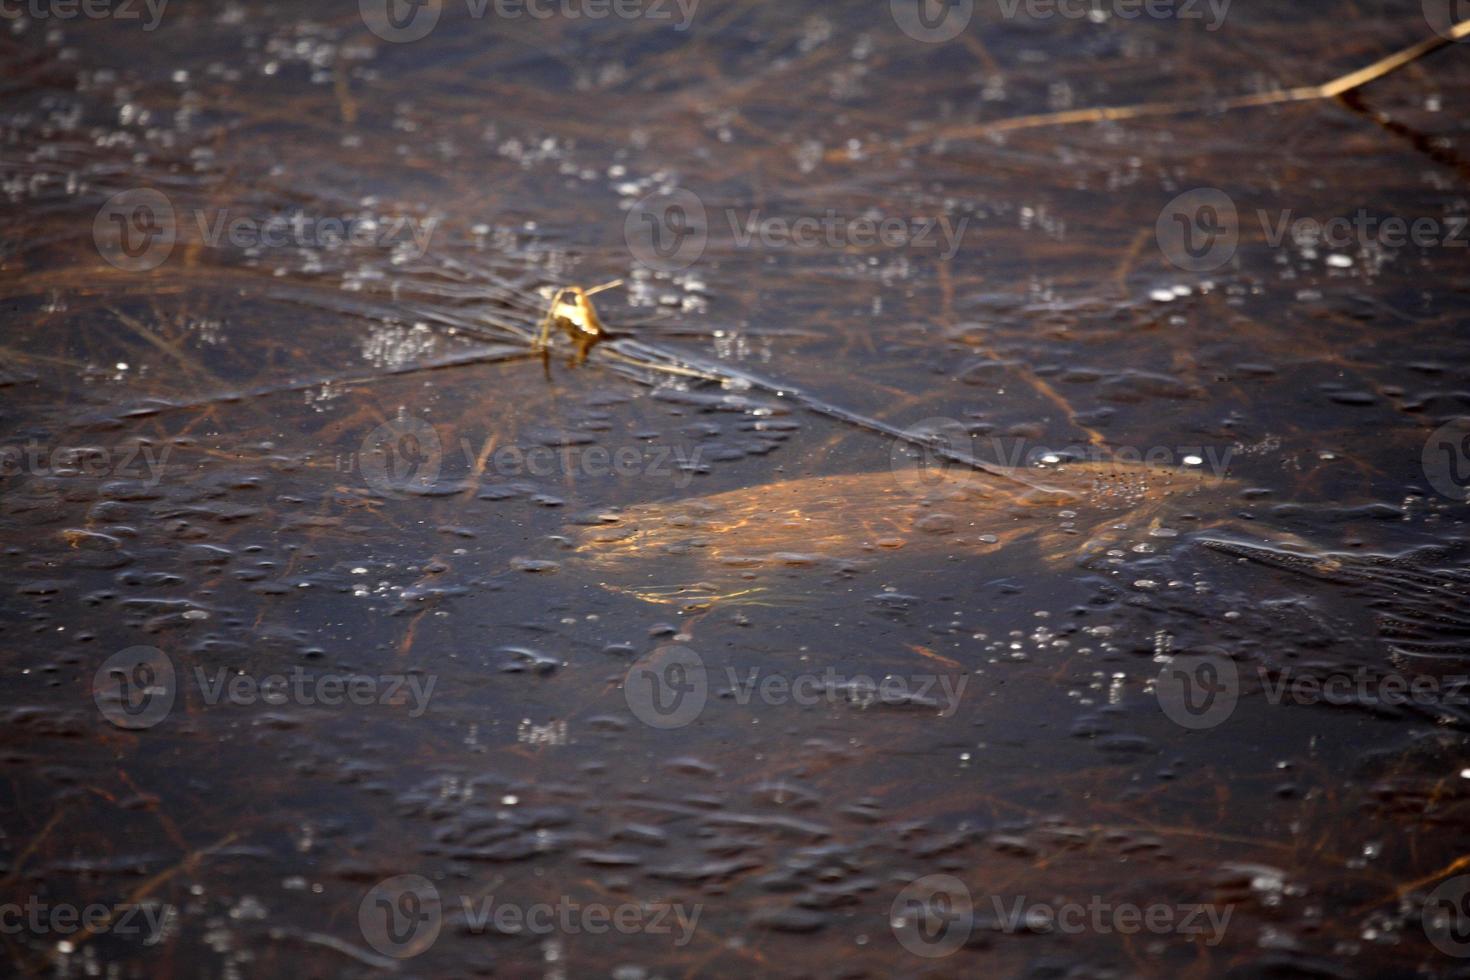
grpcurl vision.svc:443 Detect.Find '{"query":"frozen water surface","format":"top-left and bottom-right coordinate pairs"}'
top-left (2, 2), bottom-right (1470, 976)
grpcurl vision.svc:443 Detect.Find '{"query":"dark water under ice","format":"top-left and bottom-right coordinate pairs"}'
top-left (4, 2), bottom-right (1470, 976)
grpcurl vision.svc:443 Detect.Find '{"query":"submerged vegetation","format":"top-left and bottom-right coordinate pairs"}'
top-left (1, 3), bottom-right (1470, 977)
